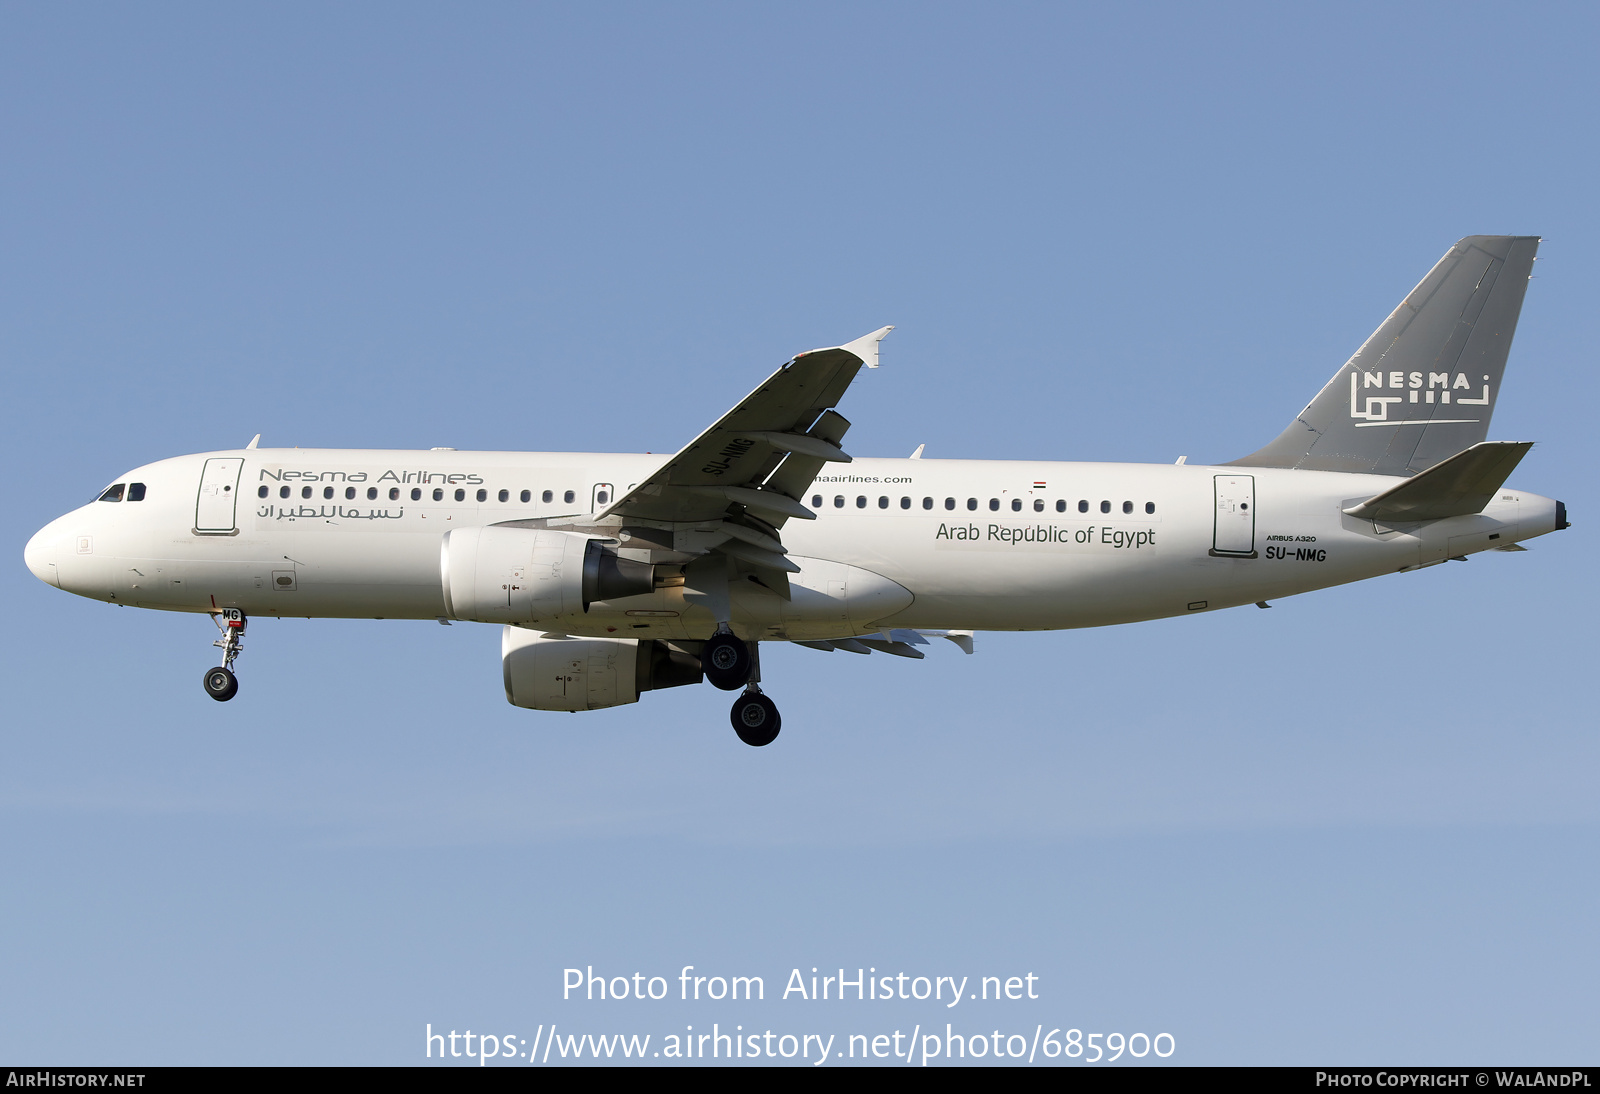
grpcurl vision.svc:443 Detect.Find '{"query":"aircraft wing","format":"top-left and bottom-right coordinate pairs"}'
top-left (602, 327), bottom-right (891, 530)
top-left (592, 326), bottom-right (890, 597)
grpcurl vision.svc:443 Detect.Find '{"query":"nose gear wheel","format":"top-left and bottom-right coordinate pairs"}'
top-left (203, 666), bottom-right (238, 701)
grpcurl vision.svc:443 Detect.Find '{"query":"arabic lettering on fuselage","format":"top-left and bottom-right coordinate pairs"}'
top-left (259, 505), bottom-right (405, 521)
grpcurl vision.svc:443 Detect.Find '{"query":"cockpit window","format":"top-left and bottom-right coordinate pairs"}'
top-left (127, 483), bottom-right (146, 501)
top-left (98, 484), bottom-right (125, 502)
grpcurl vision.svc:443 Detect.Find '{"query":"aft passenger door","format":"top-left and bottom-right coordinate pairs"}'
top-left (1211, 475), bottom-right (1256, 557)
top-left (196, 458), bottom-right (244, 533)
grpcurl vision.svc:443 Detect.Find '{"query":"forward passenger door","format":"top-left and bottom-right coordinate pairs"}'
top-left (195, 458), bottom-right (244, 533)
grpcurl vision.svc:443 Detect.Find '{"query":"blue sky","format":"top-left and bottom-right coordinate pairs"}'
top-left (3, 2), bottom-right (1596, 1065)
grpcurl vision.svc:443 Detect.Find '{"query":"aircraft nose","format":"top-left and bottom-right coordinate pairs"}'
top-left (24, 520), bottom-right (65, 588)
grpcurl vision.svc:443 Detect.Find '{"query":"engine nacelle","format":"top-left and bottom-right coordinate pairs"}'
top-left (501, 627), bottom-right (703, 711)
top-left (441, 526), bottom-right (654, 623)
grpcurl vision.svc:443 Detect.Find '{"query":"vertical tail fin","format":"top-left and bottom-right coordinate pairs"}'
top-left (1230, 235), bottom-right (1539, 475)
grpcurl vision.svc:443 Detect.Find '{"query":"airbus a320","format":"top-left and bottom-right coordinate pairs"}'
top-left (24, 236), bottom-right (1567, 745)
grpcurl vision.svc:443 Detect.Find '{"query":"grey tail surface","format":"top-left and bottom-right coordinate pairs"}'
top-left (1229, 235), bottom-right (1539, 476)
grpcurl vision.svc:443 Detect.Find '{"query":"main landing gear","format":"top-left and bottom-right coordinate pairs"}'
top-left (702, 632), bottom-right (752, 690)
top-left (731, 687), bottom-right (780, 747)
top-left (203, 608), bottom-right (246, 702)
top-left (705, 631), bottom-right (780, 747)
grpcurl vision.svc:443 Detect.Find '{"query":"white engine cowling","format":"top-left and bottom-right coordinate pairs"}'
top-left (502, 627), bottom-right (703, 711)
top-left (441, 526), bottom-right (654, 624)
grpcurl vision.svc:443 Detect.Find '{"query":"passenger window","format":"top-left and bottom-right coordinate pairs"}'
top-left (391, 488), bottom-right (401, 501)
top-left (542, 490), bottom-right (553, 503)
top-left (368, 487), bottom-right (378, 500)
top-left (323, 487), bottom-right (334, 500)
top-left (945, 498), bottom-right (956, 510)
top-left (1100, 500), bottom-right (1110, 514)
top-left (597, 491), bottom-right (609, 505)
top-left (989, 499), bottom-right (999, 511)
top-left (878, 496), bottom-right (889, 509)
top-left (434, 488), bottom-right (445, 501)
top-left (411, 488), bottom-right (422, 501)
top-left (835, 496), bottom-right (845, 508)
top-left (901, 497), bottom-right (911, 509)
top-left (1146, 502), bottom-right (1156, 514)
top-left (126, 483), bottom-right (146, 501)
top-left (454, 488), bottom-right (465, 502)
top-left (1011, 499), bottom-right (1022, 512)
top-left (1056, 500), bottom-right (1066, 512)
top-left (345, 486), bottom-right (355, 500)
top-left (302, 486), bottom-right (313, 499)
top-left (1122, 500), bottom-right (1133, 514)
top-left (1078, 500), bottom-right (1088, 513)
top-left (258, 486), bottom-right (269, 499)
top-left (280, 486), bottom-right (290, 499)
top-left (923, 497), bottom-right (934, 510)
top-left (498, 489), bottom-right (509, 502)
top-left (856, 496), bottom-right (867, 508)
top-left (520, 490), bottom-right (531, 503)
top-left (98, 484), bottom-right (125, 502)
top-left (812, 495), bottom-right (823, 508)
top-left (1033, 499), bottom-right (1043, 512)
top-left (476, 489), bottom-right (487, 502)
top-left (563, 490), bottom-right (575, 504)
top-left (967, 498), bottom-right (977, 510)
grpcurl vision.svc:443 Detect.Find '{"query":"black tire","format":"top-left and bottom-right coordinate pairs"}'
top-left (730, 693), bottom-right (781, 747)
top-left (203, 666), bottom-right (238, 702)
top-left (702, 634), bottom-right (752, 691)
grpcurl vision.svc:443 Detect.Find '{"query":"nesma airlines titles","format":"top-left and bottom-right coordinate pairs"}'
top-left (24, 236), bottom-right (1567, 745)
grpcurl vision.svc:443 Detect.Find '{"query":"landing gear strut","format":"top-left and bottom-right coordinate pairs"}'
top-left (203, 608), bottom-right (246, 702)
top-left (712, 637), bottom-right (778, 746)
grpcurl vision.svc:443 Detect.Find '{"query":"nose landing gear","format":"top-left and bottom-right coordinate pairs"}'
top-left (204, 608), bottom-right (246, 702)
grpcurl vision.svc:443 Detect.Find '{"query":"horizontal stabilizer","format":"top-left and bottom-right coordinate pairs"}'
top-left (1342, 441), bottom-right (1533, 522)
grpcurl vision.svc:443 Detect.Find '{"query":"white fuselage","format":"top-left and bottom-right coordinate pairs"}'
top-left (24, 447), bottom-right (1562, 641)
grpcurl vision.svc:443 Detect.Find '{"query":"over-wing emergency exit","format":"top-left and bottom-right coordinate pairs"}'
top-left (23, 236), bottom-right (1568, 745)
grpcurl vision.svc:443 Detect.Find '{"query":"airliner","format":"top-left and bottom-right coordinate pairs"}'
top-left (23, 236), bottom-right (1567, 745)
